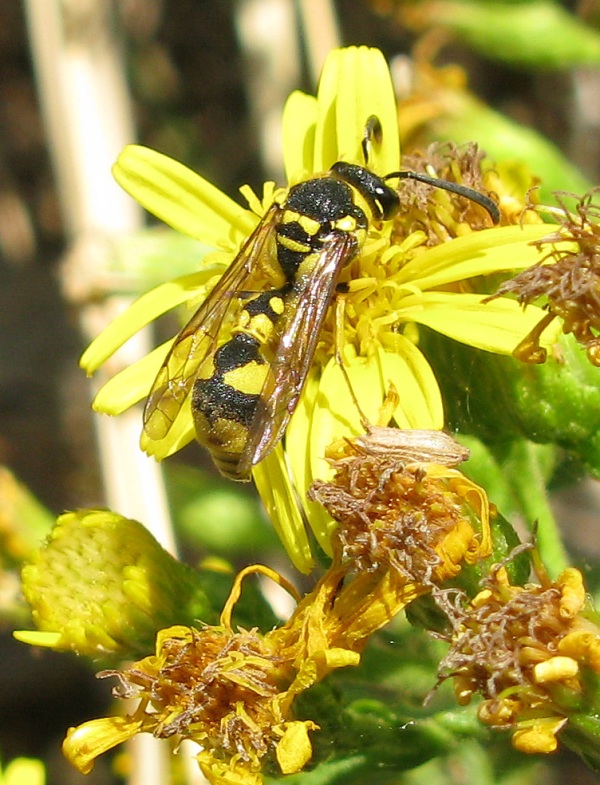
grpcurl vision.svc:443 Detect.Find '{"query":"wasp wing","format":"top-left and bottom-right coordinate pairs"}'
top-left (239, 232), bottom-right (357, 473)
top-left (143, 203), bottom-right (281, 441)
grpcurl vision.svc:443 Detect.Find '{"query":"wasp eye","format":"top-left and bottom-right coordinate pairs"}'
top-left (331, 162), bottom-right (399, 222)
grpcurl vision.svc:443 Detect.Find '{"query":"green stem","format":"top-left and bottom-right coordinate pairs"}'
top-left (501, 440), bottom-right (569, 577)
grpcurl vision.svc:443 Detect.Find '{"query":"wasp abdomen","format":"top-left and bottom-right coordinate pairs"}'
top-left (191, 289), bottom-right (287, 479)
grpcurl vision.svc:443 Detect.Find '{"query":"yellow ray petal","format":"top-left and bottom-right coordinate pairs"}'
top-left (140, 399), bottom-right (196, 459)
top-left (377, 341), bottom-right (444, 429)
top-left (308, 351), bottom-right (385, 482)
top-left (395, 224), bottom-right (561, 291)
top-left (282, 91), bottom-right (318, 181)
top-left (313, 47), bottom-right (400, 173)
top-left (92, 339), bottom-right (173, 415)
top-left (406, 293), bottom-right (559, 354)
top-left (113, 145), bottom-right (257, 242)
top-left (80, 270), bottom-right (219, 373)
top-left (252, 446), bottom-right (314, 574)
top-left (334, 46), bottom-right (400, 174)
top-left (63, 717), bottom-right (144, 775)
top-left (285, 373), bottom-right (337, 555)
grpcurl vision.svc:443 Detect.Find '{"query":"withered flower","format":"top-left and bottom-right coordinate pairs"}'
top-left (436, 560), bottom-right (600, 755)
top-left (311, 426), bottom-right (488, 582)
top-left (488, 189), bottom-right (600, 365)
top-left (62, 565), bottom-right (357, 785)
top-left (62, 428), bottom-right (496, 783)
top-left (308, 426), bottom-right (491, 647)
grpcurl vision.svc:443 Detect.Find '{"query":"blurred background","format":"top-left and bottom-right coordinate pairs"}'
top-left (2, 1), bottom-right (600, 783)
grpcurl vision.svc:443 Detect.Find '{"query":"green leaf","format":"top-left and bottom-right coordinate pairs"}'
top-left (431, 0), bottom-right (600, 68)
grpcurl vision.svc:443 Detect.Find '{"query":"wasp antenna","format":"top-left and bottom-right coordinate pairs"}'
top-left (362, 115), bottom-right (383, 166)
top-left (385, 170), bottom-right (501, 224)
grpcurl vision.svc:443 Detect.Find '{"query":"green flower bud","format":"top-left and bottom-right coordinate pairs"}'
top-left (18, 509), bottom-right (215, 659)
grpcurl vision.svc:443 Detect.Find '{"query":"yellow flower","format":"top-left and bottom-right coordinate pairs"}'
top-left (61, 429), bottom-right (496, 784)
top-left (437, 561), bottom-right (600, 756)
top-left (80, 46), bottom-right (557, 572)
top-left (62, 564), bottom-right (358, 785)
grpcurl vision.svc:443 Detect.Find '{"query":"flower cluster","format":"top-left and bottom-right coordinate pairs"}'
top-left (436, 561), bottom-right (600, 755)
top-left (16, 43), bottom-right (600, 785)
top-left (61, 427), bottom-right (492, 783)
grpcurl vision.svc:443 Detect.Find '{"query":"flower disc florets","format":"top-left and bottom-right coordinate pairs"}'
top-left (436, 564), bottom-right (600, 754)
top-left (309, 427), bottom-right (490, 586)
top-left (390, 143), bottom-right (502, 245)
top-left (63, 618), bottom-right (325, 783)
top-left (102, 625), bottom-right (291, 758)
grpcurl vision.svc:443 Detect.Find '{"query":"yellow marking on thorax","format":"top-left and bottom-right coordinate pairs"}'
top-left (269, 295), bottom-right (285, 315)
top-left (282, 210), bottom-right (321, 236)
top-left (276, 210), bottom-right (322, 254)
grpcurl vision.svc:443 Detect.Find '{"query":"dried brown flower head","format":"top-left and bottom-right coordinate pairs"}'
top-left (489, 189), bottom-right (600, 365)
top-left (436, 563), bottom-right (600, 754)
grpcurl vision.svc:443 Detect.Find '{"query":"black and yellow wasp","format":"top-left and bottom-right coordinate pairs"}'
top-left (144, 122), bottom-right (499, 480)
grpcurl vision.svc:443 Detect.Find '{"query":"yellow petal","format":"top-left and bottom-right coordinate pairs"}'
top-left (314, 47), bottom-right (400, 173)
top-left (289, 648), bottom-right (361, 697)
top-left (277, 721), bottom-right (316, 775)
top-left (285, 371), bottom-right (336, 554)
top-left (63, 717), bottom-right (144, 774)
top-left (377, 340), bottom-right (444, 429)
top-left (282, 91), bottom-right (318, 181)
top-left (197, 751), bottom-right (263, 785)
top-left (308, 351), bottom-right (385, 481)
top-left (80, 270), bottom-right (217, 373)
top-left (252, 446), bottom-right (314, 574)
top-left (113, 145), bottom-right (257, 242)
top-left (92, 339), bottom-right (173, 415)
top-left (334, 570), bottom-right (425, 646)
top-left (512, 717), bottom-right (567, 754)
top-left (139, 400), bottom-right (196, 459)
top-left (396, 224), bottom-right (559, 291)
top-left (13, 630), bottom-right (63, 649)
top-left (405, 293), bottom-right (558, 354)
top-left (334, 47), bottom-right (400, 174)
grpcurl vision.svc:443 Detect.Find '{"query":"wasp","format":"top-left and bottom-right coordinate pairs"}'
top-left (143, 121), bottom-right (499, 480)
